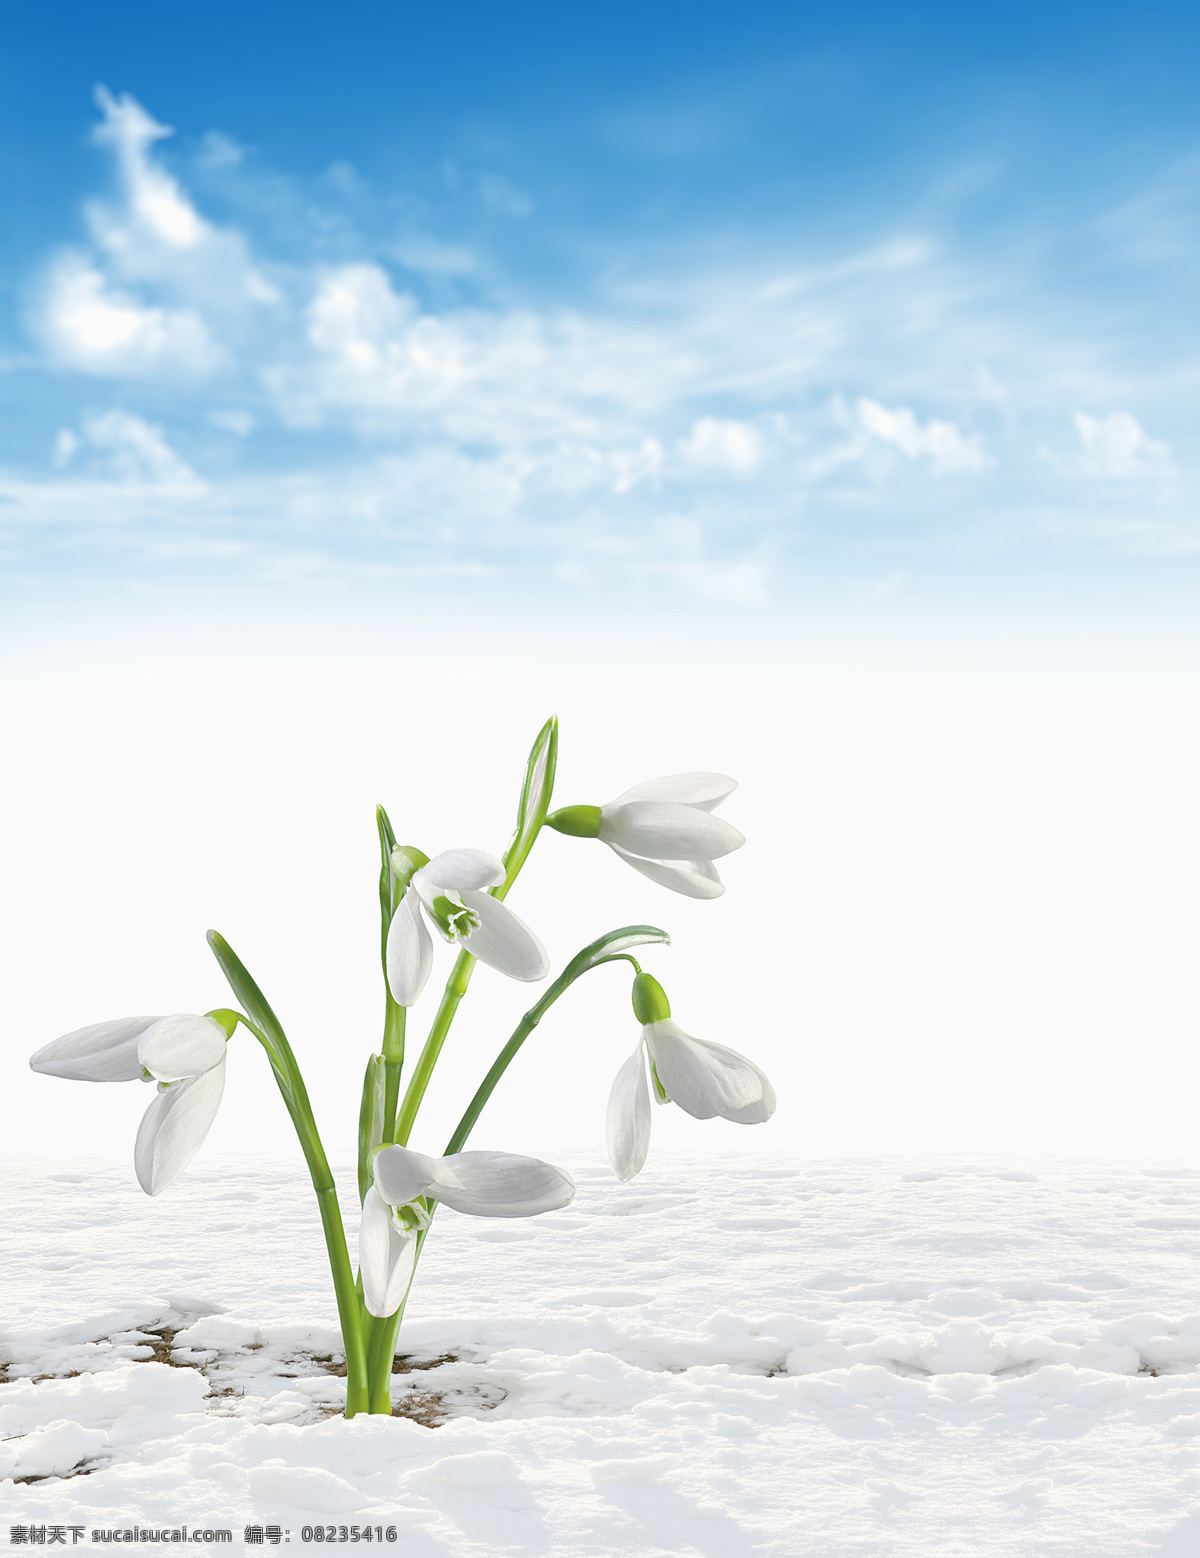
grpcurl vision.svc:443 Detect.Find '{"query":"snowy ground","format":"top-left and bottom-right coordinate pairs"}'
top-left (4, 1153), bottom-right (1200, 1555)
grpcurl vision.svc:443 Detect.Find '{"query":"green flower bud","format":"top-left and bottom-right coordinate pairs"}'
top-left (390, 845), bottom-right (430, 891)
top-left (546, 805), bottom-right (602, 838)
top-left (631, 971), bottom-right (671, 1025)
top-left (204, 1008), bottom-right (241, 1041)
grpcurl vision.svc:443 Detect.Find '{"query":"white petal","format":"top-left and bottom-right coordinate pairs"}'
top-left (373, 1144), bottom-right (440, 1207)
top-left (606, 1045), bottom-right (652, 1182)
top-left (606, 844), bottom-right (726, 900)
top-left (459, 891), bottom-right (549, 982)
top-left (427, 1151), bottom-right (575, 1217)
top-left (385, 892), bottom-right (434, 1007)
top-left (611, 772), bottom-right (738, 812)
top-left (30, 1016), bottom-right (160, 1082)
top-left (134, 1057), bottom-right (226, 1195)
top-left (137, 1014), bottom-right (227, 1081)
top-left (423, 849), bottom-right (506, 892)
top-left (410, 872), bottom-right (459, 932)
top-left (359, 1185), bottom-right (418, 1318)
top-left (598, 801), bottom-right (745, 862)
top-left (646, 1020), bottom-right (776, 1124)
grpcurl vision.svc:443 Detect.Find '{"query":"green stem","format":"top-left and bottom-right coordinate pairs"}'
top-left (375, 804), bottom-right (407, 1147)
top-left (390, 715), bottom-right (557, 1150)
top-left (364, 717), bottom-right (558, 1399)
top-left (444, 952), bottom-right (640, 1155)
top-left (365, 929), bottom-right (663, 1409)
top-left (373, 944), bottom-right (650, 1408)
top-left (365, 952), bottom-right (640, 1412)
top-left (394, 950), bottom-right (476, 1146)
top-left (364, 1221), bottom-right (432, 1414)
top-left (381, 997), bottom-right (406, 1144)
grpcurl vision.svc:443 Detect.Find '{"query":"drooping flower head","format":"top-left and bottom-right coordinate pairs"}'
top-left (359, 1144), bottom-right (575, 1317)
top-left (547, 772), bottom-right (744, 899)
top-left (606, 973), bottom-right (775, 1182)
top-left (30, 1013), bottom-right (231, 1195)
top-left (385, 848), bottom-right (549, 1007)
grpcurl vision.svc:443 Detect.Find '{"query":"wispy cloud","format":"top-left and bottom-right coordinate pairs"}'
top-left (1037, 410), bottom-right (1174, 483)
top-left (55, 408), bottom-right (204, 490)
top-left (1097, 154), bottom-right (1200, 266)
top-left (4, 89), bottom-right (1200, 607)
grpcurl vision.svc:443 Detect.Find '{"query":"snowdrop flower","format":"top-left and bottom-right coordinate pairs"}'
top-left (607, 974), bottom-right (775, 1182)
top-left (385, 847), bottom-right (549, 1006)
top-left (547, 773), bottom-right (744, 899)
top-left (360, 1144), bottom-right (575, 1316)
top-left (30, 1014), bottom-right (229, 1195)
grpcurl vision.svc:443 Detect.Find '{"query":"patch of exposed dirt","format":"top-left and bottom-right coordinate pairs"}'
top-left (1, 1334), bottom-right (497, 1429)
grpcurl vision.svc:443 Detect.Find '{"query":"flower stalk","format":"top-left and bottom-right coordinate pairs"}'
top-left (28, 717), bottom-right (775, 1418)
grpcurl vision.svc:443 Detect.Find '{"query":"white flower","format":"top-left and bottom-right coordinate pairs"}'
top-left (360, 1145), bottom-right (575, 1317)
top-left (29, 1014), bottom-right (228, 1195)
top-left (599, 773), bottom-right (745, 899)
top-left (385, 848), bottom-right (549, 1006)
top-left (606, 1019), bottom-right (775, 1182)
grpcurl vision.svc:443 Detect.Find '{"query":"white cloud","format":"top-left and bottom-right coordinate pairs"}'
top-left (1069, 412), bottom-right (1171, 480)
top-left (91, 88), bottom-right (206, 251)
top-left (389, 233), bottom-right (476, 276)
top-left (37, 253), bottom-right (223, 377)
top-left (679, 416), bottom-right (765, 476)
top-left (208, 408), bottom-right (256, 436)
top-left (282, 263), bottom-right (472, 419)
top-left (87, 87), bottom-right (276, 306)
top-left (869, 569), bottom-right (910, 598)
top-left (630, 514), bottom-right (770, 606)
top-left (1098, 155), bottom-right (1200, 265)
top-left (668, 558), bottom-right (768, 606)
top-left (856, 398), bottom-right (990, 476)
top-left (31, 90), bottom-right (277, 382)
top-left (270, 262), bottom-right (686, 450)
top-left (69, 409), bottom-right (203, 489)
top-left (194, 130), bottom-right (246, 171)
top-left (609, 438), bottom-right (663, 494)
top-left (477, 173), bottom-right (533, 217)
top-left (974, 365), bottom-right (1010, 412)
top-left (51, 429), bottom-right (79, 467)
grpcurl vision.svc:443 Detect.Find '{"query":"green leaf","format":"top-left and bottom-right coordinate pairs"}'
top-left (559, 924), bottom-right (671, 982)
top-left (206, 929), bottom-right (291, 1059)
top-left (376, 804), bottom-right (398, 932)
top-left (499, 715), bottom-right (558, 893)
top-left (358, 1052), bottom-right (386, 1203)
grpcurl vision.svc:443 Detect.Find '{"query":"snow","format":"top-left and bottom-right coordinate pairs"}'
top-left (4, 1152), bottom-right (1200, 1553)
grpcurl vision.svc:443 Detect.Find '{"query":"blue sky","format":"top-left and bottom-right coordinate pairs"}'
top-left (2, 0), bottom-right (1200, 634)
